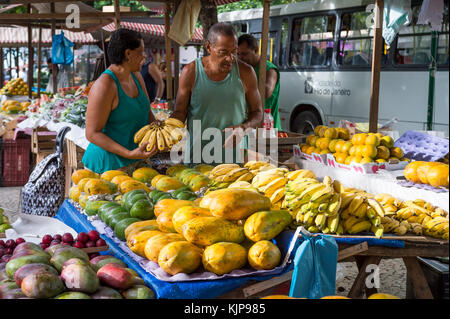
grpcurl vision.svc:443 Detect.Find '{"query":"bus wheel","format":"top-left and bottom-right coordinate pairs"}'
top-left (292, 110), bottom-right (321, 135)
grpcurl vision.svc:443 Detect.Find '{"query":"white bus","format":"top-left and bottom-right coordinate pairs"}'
top-left (219, 0), bottom-right (449, 137)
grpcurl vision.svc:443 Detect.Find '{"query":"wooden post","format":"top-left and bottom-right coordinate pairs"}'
top-left (0, 48), bottom-right (4, 86)
top-left (51, 2), bottom-right (57, 94)
top-left (27, 5), bottom-right (33, 99)
top-left (164, 2), bottom-right (173, 110)
top-left (37, 25), bottom-right (42, 98)
top-left (173, 0), bottom-right (181, 97)
top-left (258, 0), bottom-right (271, 104)
top-left (368, 0), bottom-right (384, 133)
top-left (113, 0), bottom-right (121, 29)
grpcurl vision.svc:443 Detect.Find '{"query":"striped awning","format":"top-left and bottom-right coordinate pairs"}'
top-left (0, 27), bottom-right (97, 45)
top-left (103, 21), bottom-right (204, 43)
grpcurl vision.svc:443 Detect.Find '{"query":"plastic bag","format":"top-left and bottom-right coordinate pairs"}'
top-left (289, 228), bottom-right (338, 299)
top-left (51, 31), bottom-right (74, 65)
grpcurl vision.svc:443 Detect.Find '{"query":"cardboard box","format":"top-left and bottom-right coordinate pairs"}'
top-left (326, 154), bottom-right (408, 175)
top-left (293, 145), bottom-right (327, 165)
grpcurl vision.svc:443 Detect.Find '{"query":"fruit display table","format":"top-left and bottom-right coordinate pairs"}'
top-left (294, 158), bottom-right (449, 211)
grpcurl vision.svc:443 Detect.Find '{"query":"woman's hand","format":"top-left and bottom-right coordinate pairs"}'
top-left (127, 143), bottom-right (157, 160)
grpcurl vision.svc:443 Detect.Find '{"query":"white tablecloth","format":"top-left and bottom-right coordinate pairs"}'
top-left (295, 158), bottom-right (449, 211)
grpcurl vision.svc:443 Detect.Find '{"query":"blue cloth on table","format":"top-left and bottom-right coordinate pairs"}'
top-left (55, 200), bottom-right (295, 299)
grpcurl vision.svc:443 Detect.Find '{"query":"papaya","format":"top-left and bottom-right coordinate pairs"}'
top-left (119, 179), bottom-right (151, 194)
top-left (108, 212), bottom-right (131, 229)
top-left (102, 206), bottom-right (128, 225)
top-left (166, 165), bottom-right (189, 177)
top-left (248, 240), bottom-right (281, 270)
top-left (156, 210), bottom-right (179, 233)
top-left (54, 292), bottom-right (92, 299)
top-left (178, 169), bottom-right (198, 184)
top-left (155, 176), bottom-right (185, 192)
top-left (171, 186), bottom-right (191, 198)
top-left (121, 285), bottom-right (155, 299)
top-left (158, 241), bottom-right (203, 275)
top-left (6, 254), bottom-right (51, 279)
top-left (110, 175), bottom-right (134, 186)
top-left (189, 175), bottom-right (210, 192)
top-left (90, 286), bottom-right (123, 299)
top-left (84, 179), bottom-right (118, 196)
top-left (21, 272), bottom-right (65, 299)
top-left (78, 194), bottom-right (89, 209)
top-left (114, 218), bottom-right (141, 241)
top-left (202, 242), bottom-right (247, 275)
top-left (154, 199), bottom-right (195, 218)
top-left (194, 164), bottom-right (215, 175)
top-left (125, 192), bottom-right (150, 211)
top-left (151, 174), bottom-right (167, 188)
top-left (244, 210), bottom-right (293, 242)
top-left (124, 220), bottom-right (159, 240)
top-left (85, 200), bottom-right (111, 216)
top-left (122, 189), bottom-right (148, 209)
top-left (132, 167), bottom-right (159, 184)
top-left (77, 178), bottom-right (94, 193)
top-left (61, 264), bottom-right (99, 293)
top-left (200, 189), bottom-right (272, 221)
top-left (155, 194), bottom-right (172, 202)
top-left (182, 216), bottom-right (245, 246)
top-left (149, 189), bottom-right (165, 203)
top-left (100, 170), bottom-right (128, 182)
top-left (144, 233), bottom-right (185, 263)
top-left (127, 230), bottom-right (164, 257)
top-left (72, 169), bottom-right (99, 185)
top-left (172, 206), bottom-right (211, 234)
top-left (98, 202), bottom-right (121, 221)
top-left (68, 185), bottom-right (82, 203)
top-left (176, 191), bottom-right (197, 201)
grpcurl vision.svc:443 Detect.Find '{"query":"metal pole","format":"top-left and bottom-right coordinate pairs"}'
top-left (426, 31), bottom-right (438, 131)
top-left (369, 0), bottom-right (384, 133)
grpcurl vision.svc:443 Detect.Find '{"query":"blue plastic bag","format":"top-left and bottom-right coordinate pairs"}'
top-left (289, 229), bottom-right (338, 299)
top-left (52, 31), bottom-right (74, 65)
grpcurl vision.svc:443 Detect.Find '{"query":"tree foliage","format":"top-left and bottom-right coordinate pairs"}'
top-left (92, 0), bottom-right (148, 12)
top-left (218, 0), bottom-right (308, 13)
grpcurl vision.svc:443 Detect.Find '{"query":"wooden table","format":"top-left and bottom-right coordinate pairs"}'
top-left (219, 236), bottom-right (448, 299)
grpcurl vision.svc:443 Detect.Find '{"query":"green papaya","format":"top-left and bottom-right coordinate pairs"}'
top-left (171, 186), bottom-right (191, 199)
top-left (103, 207), bottom-right (129, 225)
top-left (154, 194), bottom-right (172, 203)
top-left (98, 202), bottom-right (121, 220)
top-left (122, 189), bottom-right (147, 209)
top-left (114, 218), bottom-right (141, 241)
top-left (149, 190), bottom-right (165, 203)
top-left (130, 200), bottom-right (154, 220)
top-left (176, 191), bottom-right (197, 201)
top-left (85, 200), bottom-right (111, 216)
top-left (126, 193), bottom-right (149, 211)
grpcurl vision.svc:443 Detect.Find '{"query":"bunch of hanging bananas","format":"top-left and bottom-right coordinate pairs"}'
top-left (375, 194), bottom-right (449, 239)
top-left (284, 176), bottom-right (345, 235)
top-left (244, 161), bottom-right (278, 175)
top-left (207, 164), bottom-right (255, 191)
top-left (337, 188), bottom-right (387, 238)
top-left (134, 118), bottom-right (185, 152)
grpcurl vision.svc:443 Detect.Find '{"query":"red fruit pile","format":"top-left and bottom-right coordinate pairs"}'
top-left (0, 238), bottom-right (25, 263)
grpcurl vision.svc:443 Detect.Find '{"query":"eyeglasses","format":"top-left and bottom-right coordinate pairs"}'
top-left (213, 46), bottom-right (237, 59)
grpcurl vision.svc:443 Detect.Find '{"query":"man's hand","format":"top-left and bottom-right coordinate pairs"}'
top-left (127, 143), bottom-right (157, 160)
top-left (223, 124), bottom-right (247, 149)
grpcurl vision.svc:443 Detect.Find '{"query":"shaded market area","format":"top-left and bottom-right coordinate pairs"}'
top-left (0, 0), bottom-right (448, 303)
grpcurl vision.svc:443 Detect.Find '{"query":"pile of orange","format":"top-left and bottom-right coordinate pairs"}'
top-left (404, 161), bottom-right (449, 188)
top-left (300, 125), bottom-right (351, 156)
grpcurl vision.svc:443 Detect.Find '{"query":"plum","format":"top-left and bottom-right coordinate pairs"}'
top-left (62, 233), bottom-right (74, 244)
top-left (89, 253), bottom-right (100, 259)
top-left (53, 234), bottom-right (62, 241)
top-left (41, 235), bottom-right (53, 245)
top-left (4, 247), bottom-right (13, 255)
top-left (77, 232), bottom-right (89, 243)
top-left (0, 246), bottom-right (4, 257)
top-left (15, 238), bottom-right (26, 245)
top-left (5, 239), bottom-right (16, 249)
top-left (39, 243), bottom-right (49, 250)
top-left (0, 240), bottom-right (5, 247)
top-left (87, 230), bottom-right (100, 242)
top-left (85, 241), bottom-right (96, 248)
top-left (1, 254), bottom-right (11, 263)
top-left (73, 241), bottom-right (85, 249)
top-left (96, 239), bottom-right (106, 247)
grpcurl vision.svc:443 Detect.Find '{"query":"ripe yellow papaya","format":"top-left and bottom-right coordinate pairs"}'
top-left (77, 178), bottom-right (95, 194)
top-left (158, 241), bottom-right (203, 275)
top-left (151, 174), bottom-right (167, 188)
top-left (156, 211), bottom-right (178, 233)
top-left (78, 194), bottom-right (89, 209)
top-left (200, 189), bottom-right (272, 220)
top-left (132, 167), bottom-right (159, 184)
top-left (119, 179), bottom-right (150, 194)
top-left (155, 176), bottom-right (185, 192)
top-left (248, 240), bottom-right (281, 270)
top-left (182, 216), bottom-right (245, 246)
top-left (110, 175), bottom-right (133, 186)
top-left (166, 165), bottom-right (189, 177)
top-left (71, 169), bottom-right (99, 185)
top-left (124, 220), bottom-right (159, 240)
top-left (68, 186), bottom-right (82, 203)
top-left (244, 210), bottom-right (293, 242)
top-left (84, 179), bottom-right (118, 195)
top-left (154, 199), bottom-right (194, 218)
top-left (127, 230), bottom-right (164, 257)
top-left (172, 206), bottom-right (211, 234)
top-left (100, 170), bottom-right (128, 182)
top-left (144, 233), bottom-right (185, 263)
top-left (202, 242), bottom-right (247, 275)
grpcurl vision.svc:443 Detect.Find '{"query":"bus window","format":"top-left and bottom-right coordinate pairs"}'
top-left (289, 15), bottom-right (336, 68)
top-left (395, 5), bottom-right (432, 66)
top-left (438, 4), bottom-right (449, 66)
top-left (280, 18), bottom-right (289, 68)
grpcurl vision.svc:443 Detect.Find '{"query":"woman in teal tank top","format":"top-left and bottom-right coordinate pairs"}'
top-left (82, 29), bottom-right (158, 174)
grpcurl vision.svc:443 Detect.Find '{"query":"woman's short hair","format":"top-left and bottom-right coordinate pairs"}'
top-left (107, 29), bottom-right (143, 65)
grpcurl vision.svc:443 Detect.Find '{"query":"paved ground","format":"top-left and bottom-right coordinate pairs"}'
top-left (0, 186), bottom-right (407, 298)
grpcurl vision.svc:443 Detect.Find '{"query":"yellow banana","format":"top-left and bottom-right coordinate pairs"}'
top-left (270, 187), bottom-right (285, 204)
top-left (318, 202), bottom-right (329, 213)
top-left (296, 211), bottom-right (306, 224)
top-left (340, 208), bottom-right (352, 220)
top-left (134, 124), bottom-right (152, 144)
top-left (393, 225), bottom-right (408, 236)
top-left (344, 216), bottom-right (361, 232)
top-left (307, 226), bottom-right (320, 233)
top-left (327, 193), bottom-right (341, 217)
top-left (336, 224), bottom-right (345, 235)
top-left (315, 213), bottom-right (327, 229)
top-left (353, 203), bottom-right (368, 219)
top-left (165, 125), bottom-right (184, 142)
top-left (322, 176), bottom-right (333, 187)
top-left (261, 177), bottom-right (288, 196)
top-left (236, 172), bottom-right (255, 182)
top-left (348, 220), bottom-right (372, 234)
top-left (348, 195), bottom-right (365, 214)
top-left (160, 126), bottom-right (174, 150)
top-left (370, 216), bottom-right (382, 228)
top-left (410, 223), bottom-right (423, 236)
top-left (340, 192), bottom-right (357, 211)
top-left (371, 225), bottom-right (384, 238)
top-left (310, 186), bottom-right (335, 203)
top-left (164, 118), bottom-right (185, 128)
top-left (209, 164), bottom-right (240, 176)
top-left (327, 214), bottom-right (340, 233)
top-left (299, 183), bottom-right (326, 200)
top-left (400, 220), bottom-right (412, 232)
top-left (139, 127), bottom-right (153, 148)
top-left (146, 129), bottom-right (157, 152)
top-left (367, 198), bottom-right (386, 218)
top-left (156, 128), bottom-right (166, 152)
top-left (222, 167), bottom-right (249, 183)
top-left (332, 180), bottom-right (345, 194)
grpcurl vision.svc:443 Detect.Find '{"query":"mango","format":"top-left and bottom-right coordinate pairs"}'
top-left (90, 286), bottom-right (123, 299)
top-left (158, 241), bottom-right (203, 276)
top-left (21, 272), bottom-right (65, 299)
top-left (144, 233), bottom-right (185, 263)
top-left (97, 264), bottom-right (141, 290)
top-left (172, 206), bottom-right (211, 234)
top-left (6, 254), bottom-right (51, 279)
top-left (93, 258), bottom-right (126, 271)
top-left (54, 292), bottom-right (92, 299)
top-left (244, 210), bottom-right (292, 242)
top-left (121, 285), bottom-right (155, 299)
top-left (202, 242), bottom-right (247, 275)
top-left (182, 216), bottom-right (245, 246)
top-left (14, 263), bottom-right (58, 286)
top-left (61, 264), bottom-right (99, 293)
top-left (128, 230), bottom-right (164, 257)
top-left (50, 247), bottom-right (89, 272)
top-left (248, 240), bottom-right (281, 270)
top-left (200, 189), bottom-right (271, 220)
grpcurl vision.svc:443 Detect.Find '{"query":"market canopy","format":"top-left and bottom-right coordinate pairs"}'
top-left (0, 26), bottom-right (97, 46)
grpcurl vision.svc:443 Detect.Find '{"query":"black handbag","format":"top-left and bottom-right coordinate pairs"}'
top-left (21, 126), bottom-right (71, 217)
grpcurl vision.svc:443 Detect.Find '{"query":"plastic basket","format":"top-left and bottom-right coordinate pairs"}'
top-left (1, 138), bottom-right (31, 187)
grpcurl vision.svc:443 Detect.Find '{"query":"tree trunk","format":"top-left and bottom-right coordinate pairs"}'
top-left (199, 0), bottom-right (218, 56)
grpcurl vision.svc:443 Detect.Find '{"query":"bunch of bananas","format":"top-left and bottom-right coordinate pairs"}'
top-left (134, 118), bottom-right (185, 153)
top-left (1, 100), bottom-right (29, 114)
top-left (284, 176), bottom-right (344, 235)
top-left (207, 164), bottom-right (254, 191)
top-left (375, 194), bottom-right (449, 239)
top-left (285, 169), bottom-right (317, 181)
top-left (244, 161), bottom-right (277, 175)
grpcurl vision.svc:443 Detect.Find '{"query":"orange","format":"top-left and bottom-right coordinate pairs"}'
top-left (356, 133), bottom-right (368, 145)
top-left (306, 146), bottom-right (316, 155)
top-left (341, 141), bottom-right (353, 154)
top-left (300, 144), bottom-right (309, 153)
top-left (318, 126), bottom-right (328, 138)
top-left (365, 134), bottom-right (380, 147)
top-left (375, 133), bottom-right (384, 139)
top-left (320, 149), bottom-right (329, 155)
top-left (417, 162), bottom-right (442, 185)
top-left (352, 155), bottom-right (363, 164)
top-left (427, 164), bottom-right (449, 188)
top-left (390, 147), bottom-right (404, 159)
top-left (335, 152), bottom-right (348, 164)
top-left (314, 125), bottom-right (326, 136)
top-left (328, 139), bottom-right (339, 153)
top-left (348, 146), bottom-right (357, 156)
top-left (334, 140), bottom-right (345, 153)
top-left (355, 145), bottom-right (365, 157)
top-left (376, 146), bottom-right (390, 160)
top-left (306, 135), bottom-right (316, 146)
top-left (404, 161), bottom-right (426, 184)
top-left (319, 138), bottom-right (331, 150)
top-left (337, 127), bottom-right (350, 140)
top-left (380, 135), bottom-right (395, 148)
top-left (360, 157), bottom-right (374, 164)
top-left (324, 127), bottom-right (338, 139)
top-left (362, 145), bottom-right (378, 159)
top-left (345, 156), bottom-right (353, 165)
top-left (351, 133), bottom-right (359, 145)
top-left (376, 159), bottom-right (387, 163)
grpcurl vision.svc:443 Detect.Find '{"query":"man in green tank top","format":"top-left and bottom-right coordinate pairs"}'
top-left (238, 34), bottom-right (282, 130)
top-left (170, 23), bottom-right (264, 165)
